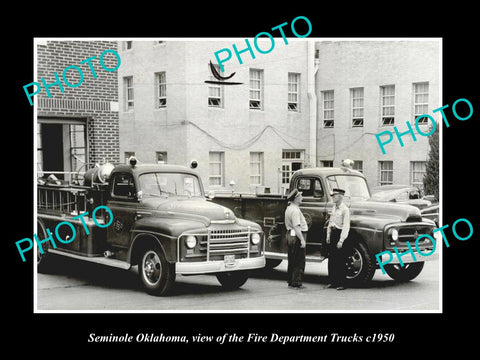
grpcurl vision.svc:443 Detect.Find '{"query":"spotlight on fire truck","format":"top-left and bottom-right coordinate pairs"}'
top-left (129, 156), bottom-right (138, 167)
top-left (83, 163), bottom-right (115, 186)
top-left (190, 159), bottom-right (198, 169)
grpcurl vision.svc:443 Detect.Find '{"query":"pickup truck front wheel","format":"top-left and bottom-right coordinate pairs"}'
top-left (139, 246), bottom-right (176, 296)
top-left (384, 262), bottom-right (424, 282)
top-left (344, 241), bottom-right (376, 286)
top-left (216, 271), bottom-right (249, 290)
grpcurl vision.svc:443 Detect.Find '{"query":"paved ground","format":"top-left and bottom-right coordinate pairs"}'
top-left (36, 256), bottom-right (441, 312)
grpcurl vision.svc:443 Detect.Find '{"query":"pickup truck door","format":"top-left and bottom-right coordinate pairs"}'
top-left (106, 173), bottom-right (140, 249)
top-left (295, 176), bottom-right (328, 257)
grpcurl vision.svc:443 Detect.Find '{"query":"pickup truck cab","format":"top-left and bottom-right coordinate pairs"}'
top-left (37, 158), bottom-right (265, 295)
top-left (212, 166), bottom-right (438, 285)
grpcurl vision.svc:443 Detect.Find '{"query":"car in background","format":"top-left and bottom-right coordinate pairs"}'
top-left (370, 185), bottom-right (432, 210)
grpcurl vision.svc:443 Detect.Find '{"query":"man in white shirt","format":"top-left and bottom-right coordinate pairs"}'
top-left (285, 188), bottom-right (308, 289)
top-left (326, 188), bottom-right (350, 290)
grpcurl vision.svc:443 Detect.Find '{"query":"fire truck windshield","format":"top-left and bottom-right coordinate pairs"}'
top-left (138, 172), bottom-right (203, 198)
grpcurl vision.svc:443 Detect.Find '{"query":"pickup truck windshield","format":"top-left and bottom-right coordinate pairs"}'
top-left (139, 173), bottom-right (203, 197)
top-left (326, 175), bottom-right (370, 201)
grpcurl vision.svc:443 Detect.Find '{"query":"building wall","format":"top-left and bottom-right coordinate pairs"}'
top-left (315, 40), bottom-right (440, 189)
top-left (117, 41), bottom-right (188, 166)
top-left (117, 39), bottom-right (311, 193)
top-left (36, 40), bottom-right (120, 168)
top-left (184, 40), bottom-right (310, 193)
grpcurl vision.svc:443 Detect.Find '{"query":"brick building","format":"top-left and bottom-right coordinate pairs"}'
top-left (36, 40), bottom-right (120, 178)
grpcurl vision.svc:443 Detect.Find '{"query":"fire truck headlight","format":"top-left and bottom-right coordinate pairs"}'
top-left (251, 233), bottom-right (261, 245)
top-left (185, 235), bottom-right (197, 249)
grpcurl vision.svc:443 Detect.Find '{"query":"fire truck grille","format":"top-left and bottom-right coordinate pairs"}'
top-left (200, 229), bottom-right (251, 260)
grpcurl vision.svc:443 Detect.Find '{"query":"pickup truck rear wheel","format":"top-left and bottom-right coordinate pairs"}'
top-left (139, 246), bottom-right (175, 296)
top-left (344, 241), bottom-right (376, 286)
top-left (384, 262), bottom-right (425, 282)
top-left (216, 271), bottom-right (249, 290)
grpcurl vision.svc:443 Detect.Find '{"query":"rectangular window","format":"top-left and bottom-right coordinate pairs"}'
top-left (351, 87), bottom-right (364, 127)
top-left (379, 161), bottom-right (393, 185)
top-left (69, 124), bottom-right (86, 172)
top-left (156, 151), bottom-right (167, 164)
top-left (124, 76), bottom-right (134, 111)
top-left (250, 152), bottom-right (264, 186)
top-left (322, 90), bottom-right (334, 128)
top-left (155, 72), bottom-right (166, 108)
top-left (381, 85), bottom-right (395, 126)
top-left (209, 152), bottom-right (224, 186)
top-left (353, 160), bottom-right (363, 173)
top-left (249, 69), bottom-right (263, 110)
top-left (208, 64), bottom-right (223, 107)
top-left (320, 160), bottom-right (333, 167)
top-left (413, 82), bottom-right (429, 124)
top-left (411, 161), bottom-right (426, 187)
top-left (124, 152), bottom-right (135, 164)
top-left (287, 73), bottom-right (300, 111)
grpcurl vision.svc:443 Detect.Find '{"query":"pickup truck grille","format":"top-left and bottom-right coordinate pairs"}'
top-left (201, 229), bottom-right (251, 260)
top-left (397, 225), bottom-right (434, 243)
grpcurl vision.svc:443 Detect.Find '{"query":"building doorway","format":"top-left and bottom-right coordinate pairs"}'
top-left (37, 118), bottom-right (88, 180)
top-left (280, 150), bottom-right (305, 194)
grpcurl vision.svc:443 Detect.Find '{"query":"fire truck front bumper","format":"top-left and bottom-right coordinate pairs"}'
top-left (176, 256), bottom-right (265, 275)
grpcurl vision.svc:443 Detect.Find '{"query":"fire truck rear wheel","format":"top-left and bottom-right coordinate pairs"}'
top-left (139, 245), bottom-right (175, 296)
top-left (37, 220), bottom-right (54, 273)
top-left (216, 271), bottom-right (249, 290)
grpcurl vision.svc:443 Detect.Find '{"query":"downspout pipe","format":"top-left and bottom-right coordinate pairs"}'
top-left (307, 41), bottom-right (319, 168)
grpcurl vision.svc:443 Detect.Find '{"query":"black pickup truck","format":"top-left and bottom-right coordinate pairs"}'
top-left (212, 166), bottom-right (438, 285)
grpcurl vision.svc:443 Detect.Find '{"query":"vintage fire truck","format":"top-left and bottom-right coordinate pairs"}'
top-left (212, 166), bottom-right (439, 285)
top-left (36, 158), bottom-right (265, 296)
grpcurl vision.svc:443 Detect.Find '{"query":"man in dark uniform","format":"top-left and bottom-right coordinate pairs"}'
top-left (326, 188), bottom-right (351, 290)
top-left (284, 188), bottom-right (308, 289)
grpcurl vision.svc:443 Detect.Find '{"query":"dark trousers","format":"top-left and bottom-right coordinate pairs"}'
top-left (287, 232), bottom-right (307, 287)
top-left (328, 228), bottom-right (347, 286)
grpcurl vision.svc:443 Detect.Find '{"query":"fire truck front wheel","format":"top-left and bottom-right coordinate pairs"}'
top-left (216, 271), bottom-right (249, 290)
top-left (139, 245), bottom-right (176, 296)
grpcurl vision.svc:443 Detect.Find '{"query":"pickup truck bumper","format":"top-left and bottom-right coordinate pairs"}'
top-left (176, 256), bottom-right (265, 275)
top-left (378, 249), bottom-right (440, 265)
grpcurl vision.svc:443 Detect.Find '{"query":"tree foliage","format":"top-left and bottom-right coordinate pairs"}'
top-left (423, 124), bottom-right (439, 201)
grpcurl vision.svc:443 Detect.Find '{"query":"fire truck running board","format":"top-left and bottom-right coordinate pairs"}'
top-left (48, 249), bottom-right (131, 270)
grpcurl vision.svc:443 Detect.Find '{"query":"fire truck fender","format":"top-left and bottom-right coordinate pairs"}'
top-left (129, 232), bottom-right (177, 265)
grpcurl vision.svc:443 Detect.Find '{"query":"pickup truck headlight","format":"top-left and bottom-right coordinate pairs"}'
top-left (251, 233), bottom-right (261, 245)
top-left (388, 228), bottom-right (399, 241)
top-left (185, 235), bottom-right (197, 249)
